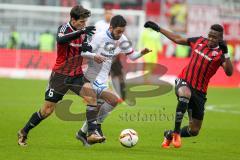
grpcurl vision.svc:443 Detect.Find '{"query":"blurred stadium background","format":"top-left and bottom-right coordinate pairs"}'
top-left (0, 0), bottom-right (239, 86)
top-left (0, 1), bottom-right (240, 160)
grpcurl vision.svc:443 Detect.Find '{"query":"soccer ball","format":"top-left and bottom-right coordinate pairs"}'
top-left (119, 129), bottom-right (138, 148)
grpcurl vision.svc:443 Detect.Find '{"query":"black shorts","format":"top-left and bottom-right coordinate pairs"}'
top-left (175, 78), bottom-right (207, 120)
top-left (110, 57), bottom-right (123, 76)
top-left (45, 72), bottom-right (85, 103)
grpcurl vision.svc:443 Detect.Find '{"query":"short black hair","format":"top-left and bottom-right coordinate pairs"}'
top-left (70, 5), bottom-right (91, 20)
top-left (110, 15), bottom-right (127, 28)
top-left (210, 24), bottom-right (224, 33)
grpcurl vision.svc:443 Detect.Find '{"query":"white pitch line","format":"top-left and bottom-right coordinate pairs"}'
top-left (206, 105), bottom-right (240, 115)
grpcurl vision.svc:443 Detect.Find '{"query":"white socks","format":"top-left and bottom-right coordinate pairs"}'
top-left (97, 102), bottom-right (114, 124)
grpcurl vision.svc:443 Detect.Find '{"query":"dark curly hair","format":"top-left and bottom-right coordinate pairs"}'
top-left (110, 15), bottom-right (127, 28)
top-left (210, 24), bottom-right (224, 33)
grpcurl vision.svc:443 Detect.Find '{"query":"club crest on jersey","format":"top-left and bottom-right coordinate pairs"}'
top-left (104, 42), bottom-right (116, 52)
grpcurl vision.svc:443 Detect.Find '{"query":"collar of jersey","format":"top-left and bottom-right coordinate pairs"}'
top-left (106, 29), bottom-right (114, 40)
top-left (68, 22), bottom-right (76, 31)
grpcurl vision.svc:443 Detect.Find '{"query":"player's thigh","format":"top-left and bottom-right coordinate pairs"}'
top-left (189, 89), bottom-right (207, 121)
top-left (110, 57), bottom-right (123, 77)
top-left (45, 72), bottom-right (69, 103)
top-left (68, 74), bottom-right (85, 96)
top-left (79, 82), bottom-right (97, 105)
top-left (100, 89), bottom-right (118, 106)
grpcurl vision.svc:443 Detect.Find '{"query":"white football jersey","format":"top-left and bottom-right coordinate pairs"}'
top-left (84, 30), bottom-right (133, 85)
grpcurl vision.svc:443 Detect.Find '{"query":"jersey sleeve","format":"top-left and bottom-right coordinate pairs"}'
top-left (89, 33), bottom-right (101, 52)
top-left (56, 24), bottom-right (83, 44)
top-left (120, 35), bottom-right (134, 55)
top-left (187, 36), bottom-right (201, 47)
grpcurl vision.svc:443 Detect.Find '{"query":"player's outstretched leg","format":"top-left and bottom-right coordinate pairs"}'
top-left (18, 101), bottom-right (56, 146)
top-left (96, 89), bottom-right (118, 138)
top-left (172, 84), bottom-right (191, 148)
top-left (86, 105), bottom-right (106, 144)
top-left (79, 83), bottom-right (105, 144)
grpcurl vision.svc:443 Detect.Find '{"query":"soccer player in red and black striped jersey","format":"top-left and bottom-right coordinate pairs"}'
top-left (144, 21), bottom-right (233, 148)
top-left (17, 5), bottom-right (106, 146)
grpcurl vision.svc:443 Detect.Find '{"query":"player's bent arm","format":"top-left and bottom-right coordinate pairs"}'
top-left (81, 51), bottom-right (106, 63)
top-left (144, 21), bottom-right (188, 45)
top-left (57, 30), bottom-right (84, 44)
top-left (222, 58), bottom-right (233, 76)
top-left (57, 26), bottom-right (95, 44)
top-left (159, 28), bottom-right (188, 45)
top-left (219, 41), bottom-right (233, 76)
top-left (127, 48), bottom-right (152, 61)
top-left (127, 51), bottom-right (142, 60)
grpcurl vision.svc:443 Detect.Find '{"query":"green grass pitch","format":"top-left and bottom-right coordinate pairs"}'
top-left (0, 78), bottom-right (240, 160)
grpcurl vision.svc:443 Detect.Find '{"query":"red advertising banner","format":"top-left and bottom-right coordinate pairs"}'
top-left (0, 48), bottom-right (240, 87)
top-left (0, 49), bottom-right (56, 69)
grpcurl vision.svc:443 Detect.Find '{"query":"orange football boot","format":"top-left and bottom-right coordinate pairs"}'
top-left (172, 132), bottom-right (181, 148)
top-left (161, 130), bottom-right (173, 149)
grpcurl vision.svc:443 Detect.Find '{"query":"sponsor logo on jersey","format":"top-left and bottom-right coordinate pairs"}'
top-left (194, 49), bottom-right (212, 61)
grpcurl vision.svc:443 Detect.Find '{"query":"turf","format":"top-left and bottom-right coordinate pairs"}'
top-left (0, 78), bottom-right (240, 160)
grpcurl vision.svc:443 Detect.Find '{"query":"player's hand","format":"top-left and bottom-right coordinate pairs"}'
top-left (94, 54), bottom-right (106, 63)
top-left (140, 48), bottom-right (152, 55)
top-left (81, 43), bottom-right (92, 52)
top-left (219, 41), bottom-right (230, 59)
top-left (82, 26), bottom-right (96, 36)
top-left (144, 21), bottom-right (160, 32)
top-left (219, 41), bottom-right (228, 53)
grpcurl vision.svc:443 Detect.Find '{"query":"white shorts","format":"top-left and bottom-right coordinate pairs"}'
top-left (91, 80), bottom-right (108, 97)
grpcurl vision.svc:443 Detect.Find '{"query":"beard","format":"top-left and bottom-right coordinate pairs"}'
top-left (111, 32), bottom-right (120, 40)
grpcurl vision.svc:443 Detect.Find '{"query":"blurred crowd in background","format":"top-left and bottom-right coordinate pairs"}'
top-left (1, 0), bottom-right (240, 62)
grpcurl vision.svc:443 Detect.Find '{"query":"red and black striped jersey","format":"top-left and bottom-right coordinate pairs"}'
top-left (52, 22), bottom-right (86, 76)
top-left (178, 36), bottom-right (224, 93)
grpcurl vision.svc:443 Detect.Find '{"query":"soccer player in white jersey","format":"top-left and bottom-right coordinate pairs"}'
top-left (95, 8), bottom-right (126, 101)
top-left (75, 15), bottom-right (152, 146)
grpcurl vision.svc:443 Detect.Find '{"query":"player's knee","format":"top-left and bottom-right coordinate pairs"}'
top-left (178, 87), bottom-right (191, 99)
top-left (101, 91), bottom-right (119, 107)
top-left (190, 128), bottom-right (200, 136)
top-left (105, 96), bottom-right (118, 107)
top-left (110, 98), bottom-right (118, 107)
top-left (41, 103), bottom-right (55, 118)
top-left (86, 97), bottom-right (98, 106)
top-left (112, 94), bottom-right (120, 107)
